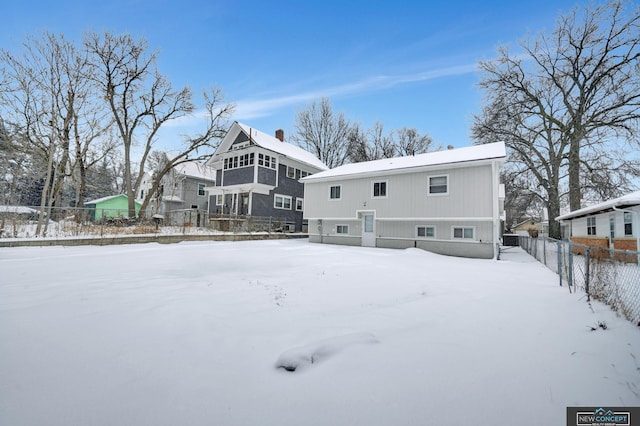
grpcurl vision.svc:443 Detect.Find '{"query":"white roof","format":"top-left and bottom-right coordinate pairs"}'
top-left (301, 142), bottom-right (506, 182)
top-left (211, 122), bottom-right (328, 171)
top-left (173, 160), bottom-right (216, 181)
top-left (84, 194), bottom-right (127, 205)
top-left (556, 190), bottom-right (640, 221)
top-left (0, 205), bottom-right (40, 214)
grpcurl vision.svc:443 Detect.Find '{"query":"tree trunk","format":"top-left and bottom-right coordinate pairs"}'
top-left (546, 188), bottom-right (562, 240)
top-left (568, 135), bottom-right (582, 212)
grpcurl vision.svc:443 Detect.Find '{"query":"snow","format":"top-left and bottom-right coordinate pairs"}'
top-left (301, 141), bottom-right (506, 181)
top-left (236, 122), bottom-right (329, 171)
top-left (556, 190), bottom-right (640, 221)
top-left (0, 239), bottom-right (638, 425)
top-left (0, 206), bottom-right (41, 215)
top-left (173, 160), bottom-right (216, 181)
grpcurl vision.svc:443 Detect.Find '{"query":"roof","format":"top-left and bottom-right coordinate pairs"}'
top-left (301, 141), bottom-right (506, 182)
top-left (172, 160), bottom-right (216, 181)
top-left (556, 190), bottom-right (640, 221)
top-left (211, 122), bottom-right (328, 171)
top-left (84, 194), bottom-right (141, 206)
top-left (0, 205), bottom-right (40, 214)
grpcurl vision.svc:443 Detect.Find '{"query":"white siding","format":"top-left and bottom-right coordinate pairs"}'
top-left (304, 164), bottom-right (494, 220)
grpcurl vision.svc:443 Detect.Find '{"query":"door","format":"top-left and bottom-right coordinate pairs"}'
top-left (361, 212), bottom-right (376, 247)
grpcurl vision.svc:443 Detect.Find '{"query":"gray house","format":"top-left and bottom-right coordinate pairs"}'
top-left (204, 122), bottom-right (328, 231)
top-left (301, 142), bottom-right (506, 259)
top-left (139, 160), bottom-right (216, 226)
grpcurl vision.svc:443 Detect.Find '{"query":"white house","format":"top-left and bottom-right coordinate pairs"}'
top-left (556, 190), bottom-right (640, 253)
top-left (204, 122), bottom-right (328, 232)
top-left (300, 142), bottom-right (506, 259)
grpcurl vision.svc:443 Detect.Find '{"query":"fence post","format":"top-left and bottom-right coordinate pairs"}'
top-left (585, 247), bottom-right (591, 302)
top-left (543, 237), bottom-right (547, 265)
top-left (568, 241), bottom-right (573, 289)
top-left (557, 241), bottom-right (562, 287)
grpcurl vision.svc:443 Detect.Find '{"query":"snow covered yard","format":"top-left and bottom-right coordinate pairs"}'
top-left (1, 239), bottom-right (638, 426)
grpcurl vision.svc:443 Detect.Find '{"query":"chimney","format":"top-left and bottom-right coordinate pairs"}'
top-left (447, 144), bottom-right (454, 150)
top-left (275, 129), bottom-right (284, 142)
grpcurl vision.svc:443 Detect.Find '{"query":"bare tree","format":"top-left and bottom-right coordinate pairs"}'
top-left (293, 98), bottom-right (352, 168)
top-left (473, 1), bottom-right (640, 237)
top-left (85, 32), bottom-right (232, 219)
top-left (347, 122), bottom-right (395, 162)
top-left (0, 32), bottom-right (111, 235)
top-left (395, 127), bottom-right (437, 156)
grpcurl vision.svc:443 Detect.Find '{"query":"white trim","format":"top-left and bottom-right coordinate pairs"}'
top-left (274, 194), bottom-right (292, 210)
top-left (305, 216), bottom-right (494, 222)
top-left (427, 174), bottom-right (449, 196)
top-left (371, 179), bottom-right (388, 199)
top-left (215, 194), bottom-right (224, 206)
top-left (377, 236), bottom-right (485, 244)
top-left (378, 217), bottom-right (494, 222)
top-left (452, 226), bottom-right (475, 240)
top-left (206, 183), bottom-right (273, 196)
top-left (197, 183), bottom-right (206, 197)
top-left (416, 225), bottom-right (436, 239)
top-left (300, 154), bottom-right (504, 183)
top-left (336, 224), bottom-right (349, 234)
top-left (329, 184), bottom-right (342, 200)
top-left (308, 232), bottom-right (360, 239)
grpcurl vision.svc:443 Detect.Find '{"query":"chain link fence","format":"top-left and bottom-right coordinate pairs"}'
top-left (0, 205), bottom-right (301, 239)
top-left (518, 235), bottom-right (640, 326)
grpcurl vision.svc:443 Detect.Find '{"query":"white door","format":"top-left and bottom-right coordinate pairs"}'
top-left (362, 212), bottom-right (376, 247)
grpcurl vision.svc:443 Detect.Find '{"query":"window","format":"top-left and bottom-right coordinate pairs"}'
top-left (587, 217), bottom-right (596, 235)
top-left (336, 225), bottom-right (349, 234)
top-left (215, 194), bottom-right (224, 206)
top-left (301, 171), bottom-right (309, 178)
top-left (417, 226), bottom-right (435, 238)
top-left (453, 227), bottom-right (474, 239)
top-left (287, 166), bottom-right (296, 178)
top-left (372, 181), bottom-right (387, 198)
top-left (258, 153), bottom-right (264, 166)
top-left (296, 198), bottom-right (304, 211)
top-left (140, 189), bottom-right (144, 199)
top-left (428, 175), bottom-right (448, 195)
top-left (191, 204), bottom-right (198, 209)
top-left (274, 194), bottom-right (292, 210)
top-left (198, 183), bottom-right (206, 197)
top-left (330, 185), bottom-right (341, 200)
top-left (624, 212), bottom-right (633, 236)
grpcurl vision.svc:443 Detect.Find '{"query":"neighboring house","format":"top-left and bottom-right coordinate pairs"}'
top-left (556, 190), bottom-right (640, 254)
top-left (512, 219), bottom-right (545, 237)
top-left (138, 160), bottom-right (216, 226)
top-left (301, 142), bottom-right (506, 259)
top-left (204, 121), bottom-right (328, 232)
top-left (84, 194), bottom-right (141, 222)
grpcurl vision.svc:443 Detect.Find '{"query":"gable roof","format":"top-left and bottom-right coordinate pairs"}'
top-left (84, 194), bottom-right (141, 206)
top-left (207, 121), bottom-right (328, 171)
top-left (301, 141), bottom-right (506, 182)
top-left (173, 160), bottom-right (216, 181)
top-left (556, 190), bottom-right (640, 221)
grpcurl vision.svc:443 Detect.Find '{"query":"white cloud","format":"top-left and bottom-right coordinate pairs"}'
top-left (234, 63), bottom-right (477, 120)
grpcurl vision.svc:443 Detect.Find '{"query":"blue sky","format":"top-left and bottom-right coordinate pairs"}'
top-left (3, 0), bottom-right (589, 152)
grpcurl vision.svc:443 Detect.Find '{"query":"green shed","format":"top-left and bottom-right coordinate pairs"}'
top-left (84, 194), bottom-right (141, 222)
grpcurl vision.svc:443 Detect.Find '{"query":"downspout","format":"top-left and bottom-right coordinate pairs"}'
top-left (612, 205), bottom-right (640, 263)
top-left (492, 159), bottom-right (500, 260)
